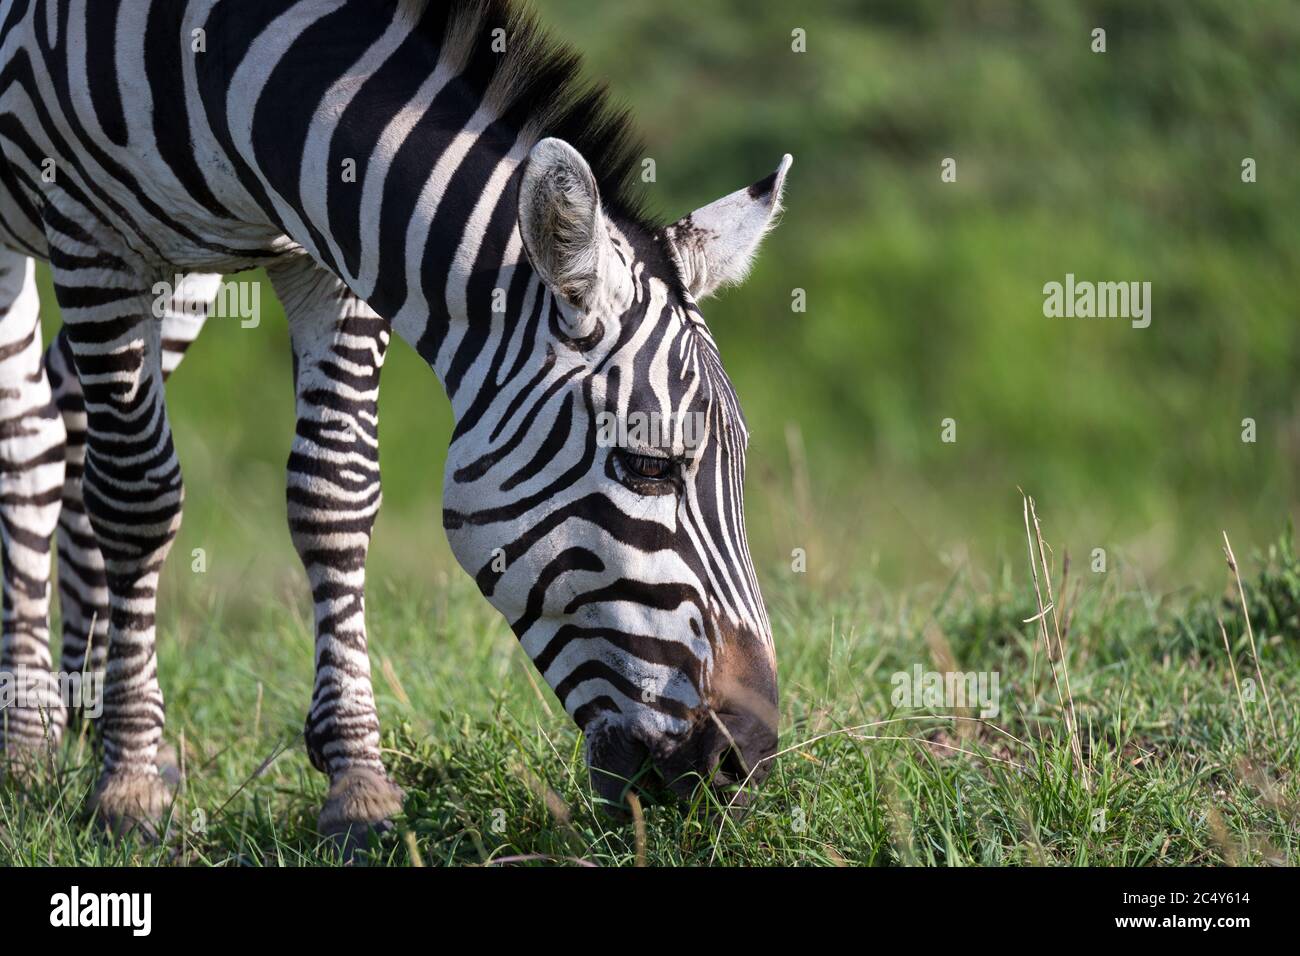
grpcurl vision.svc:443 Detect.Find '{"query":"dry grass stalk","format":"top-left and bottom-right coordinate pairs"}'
top-left (1205, 808), bottom-right (1241, 866)
top-left (883, 776), bottom-right (917, 866)
top-left (924, 623), bottom-right (975, 741)
top-left (403, 831), bottom-right (424, 867)
top-left (1218, 618), bottom-right (1254, 754)
top-left (379, 655), bottom-right (412, 708)
top-left (625, 791), bottom-right (648, 867)
top-left (1021, 493), bottom-right (1088, 789)
top-left (1222, 531), bottom-right (1278, 737)
top-left (516, 651), bottom-right (555, 714)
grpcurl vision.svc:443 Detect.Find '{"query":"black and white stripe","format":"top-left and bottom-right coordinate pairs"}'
top-left (0, 0), bottom-right (788, 834)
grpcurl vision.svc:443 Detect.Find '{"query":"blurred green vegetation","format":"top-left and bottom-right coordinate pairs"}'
top-left (36, 0), bottom-right (1300, 607)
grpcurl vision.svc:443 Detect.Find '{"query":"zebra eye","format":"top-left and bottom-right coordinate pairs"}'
top-left (618, 449), bottom-right (676, 481)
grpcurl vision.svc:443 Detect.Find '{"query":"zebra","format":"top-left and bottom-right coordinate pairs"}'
top-left (0, 0), bottom-right (789, 842)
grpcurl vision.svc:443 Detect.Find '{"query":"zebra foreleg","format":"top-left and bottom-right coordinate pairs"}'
top-left (0, 251), bottom-right (67, 775)
top-left (46, 275), bottom-right (215, 739)
top-left (271, 259), bottom-right (403, 851)
top-left (50, 254), bottom-right (185, 837)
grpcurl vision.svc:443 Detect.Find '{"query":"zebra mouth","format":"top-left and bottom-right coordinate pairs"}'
top-left (585, 718), bottom-right (655, 808)
top-left (584, 710), bottom-right (775, 812)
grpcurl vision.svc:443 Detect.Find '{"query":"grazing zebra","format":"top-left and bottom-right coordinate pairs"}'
top-left (0, 0), bottom-right (789, 841)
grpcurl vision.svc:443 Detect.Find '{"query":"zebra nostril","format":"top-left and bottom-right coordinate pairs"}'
top-left (714, 741), bottom-right (749, 785)
top-left (710, 709), bottom-right (778, 790)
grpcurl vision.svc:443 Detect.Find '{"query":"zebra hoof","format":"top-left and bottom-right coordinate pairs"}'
top-left (318, 768), bottom-right (403, 862)
top-left (91, 770), bottom-right (174, 842)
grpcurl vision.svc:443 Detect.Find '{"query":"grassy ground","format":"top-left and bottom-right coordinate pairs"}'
top-left (2, 516), bottom-right (1296, 867)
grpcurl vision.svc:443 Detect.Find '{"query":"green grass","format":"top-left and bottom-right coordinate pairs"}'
top-left (3, 522), bottom-right (1296, 866)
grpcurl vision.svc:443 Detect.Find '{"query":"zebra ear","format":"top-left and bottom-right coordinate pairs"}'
top-left (518, 137), bottom-right (609, 320)
top-left (666, 154), bottom-right (792, 300)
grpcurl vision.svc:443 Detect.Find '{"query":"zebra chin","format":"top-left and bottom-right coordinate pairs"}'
top-left (582, 701), bottom-right (778, 811)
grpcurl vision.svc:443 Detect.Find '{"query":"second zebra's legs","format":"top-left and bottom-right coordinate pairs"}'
top-left (269, 258), bottom-right (402, 848)
top-left (0, 251), bottom-right (66, 772)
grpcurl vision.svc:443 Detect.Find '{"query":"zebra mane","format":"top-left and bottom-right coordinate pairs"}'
top-left (397, 0), bottom-right (660, 232)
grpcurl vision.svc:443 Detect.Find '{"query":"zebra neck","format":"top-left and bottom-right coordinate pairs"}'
top-left (382, 156), bottom-right (551, 417)
top-left (197, 1), bottom-right (550, 412)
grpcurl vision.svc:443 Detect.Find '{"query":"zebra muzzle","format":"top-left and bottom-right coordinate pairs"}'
top-left (585, 703), bottom-right (778, 811)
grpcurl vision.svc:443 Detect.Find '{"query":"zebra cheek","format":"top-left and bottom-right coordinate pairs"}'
top-left (442, 510), bottom-right (512, 599)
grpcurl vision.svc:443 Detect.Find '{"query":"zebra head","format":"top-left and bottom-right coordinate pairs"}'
top-left (442, 138), bottom-right (789, 807)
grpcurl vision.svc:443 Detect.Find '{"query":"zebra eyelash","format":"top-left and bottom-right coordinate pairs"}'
top-left (611, 447), bottom-right (681, 494)
top-left (622, 450), bottom-right (674, 479)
